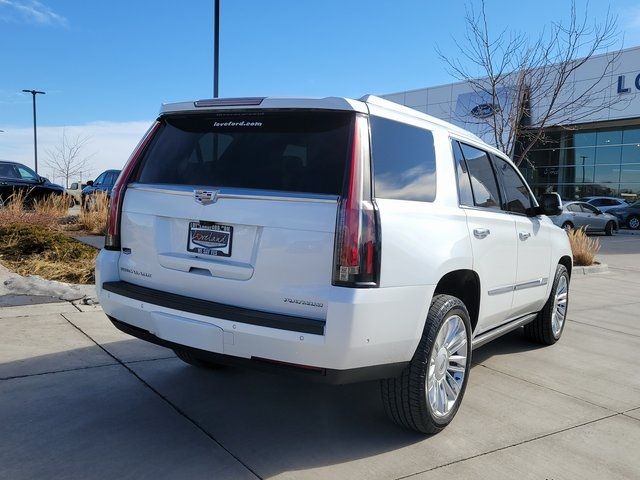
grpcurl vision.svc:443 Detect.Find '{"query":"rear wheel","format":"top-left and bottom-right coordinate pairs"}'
top-left (628, 215), bottom-right (640, 230)
top-left (174, 349), bottom-right (224, 369)
top-left (605, 221), bottom-right (615, 236)
top-left (561, 221), bottom-right (574, 232)
top-left (381, 294), bottom-right (471, 434)
top-left (524, 265), bottom-right (569, 345)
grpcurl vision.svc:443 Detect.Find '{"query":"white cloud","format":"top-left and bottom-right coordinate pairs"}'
top-left (0, 0), bottom-right (67, 26)
top-left (0, 120), bottom-right (153, 184)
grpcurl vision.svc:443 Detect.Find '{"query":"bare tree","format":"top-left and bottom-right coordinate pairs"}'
top-left (45, 130), bottom-right (94, 188)
top-left (438, 0), bottom-right (625, 166)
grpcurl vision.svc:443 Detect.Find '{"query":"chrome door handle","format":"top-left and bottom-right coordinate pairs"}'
top-left (473, 228), bottom-right (490, 239)
top-left (519, 232), bottom-right (531, 241)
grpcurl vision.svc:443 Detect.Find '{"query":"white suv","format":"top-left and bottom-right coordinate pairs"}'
top-left (96, 95), bottom-right (572, 433)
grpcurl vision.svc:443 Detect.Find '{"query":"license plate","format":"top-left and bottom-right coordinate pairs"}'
top-left (187, 222), bottom-right (233, 257)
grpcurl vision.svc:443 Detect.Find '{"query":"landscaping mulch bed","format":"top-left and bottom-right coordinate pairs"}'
top-left (0, 224), bottom-right (97, 284)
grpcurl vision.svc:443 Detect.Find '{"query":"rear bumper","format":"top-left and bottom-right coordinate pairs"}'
top-left (109, 316), bottom-right (407, 384)
top-left (96, 249), bottom-right (434, 379)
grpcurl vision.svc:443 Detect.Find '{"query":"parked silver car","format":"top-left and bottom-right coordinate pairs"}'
top-left (551, 201), bottom-right (618, 235)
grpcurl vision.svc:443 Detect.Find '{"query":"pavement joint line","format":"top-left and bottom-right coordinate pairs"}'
top-left (59, 313), bottom-right (262, 480)
top-left (622, 413), bottom-right (640, 423)
top-left (393, 412), bottom-right (621, 480)
top-left (0, 362), bottom-right (119, 382)
top-left (477, 364), bottom-right (618, 413)
top-left (124, 356), bottom-right (177, 365)
top-left (566, 318), bottom-right (640, 338)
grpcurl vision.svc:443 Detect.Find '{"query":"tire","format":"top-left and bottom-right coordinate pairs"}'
top-left (561, 221), bottom-right (574, 232)
top-left (524, 265), bottom-right (569, 345)
top-left (381, 294), bottom-right (472, 434)
top-left (628, 215), bottom-right (640, 230)
top-left (605, 221), bottom-right (615, 236)
top-left (174, 349), bottom-right (224, 369)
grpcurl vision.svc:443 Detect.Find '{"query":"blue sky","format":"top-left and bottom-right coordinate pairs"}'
top-left (1, 0), bottom-right (640, 178)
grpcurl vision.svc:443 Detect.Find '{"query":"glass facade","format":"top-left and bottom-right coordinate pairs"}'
top-left (520, 126), bottom-right (640, 201)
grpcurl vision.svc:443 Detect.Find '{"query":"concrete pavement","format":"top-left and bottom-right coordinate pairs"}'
top-left (1, 236), bottom-right (639, 479)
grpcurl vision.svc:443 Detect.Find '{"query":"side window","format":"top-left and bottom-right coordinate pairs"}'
top-left (590, 199), bottom-right (605, 206)
top-left (0, 164), bottom-right (18, 179)
top-left (106, 172), bottom-right (119, 186)
top-left (94, 172), bottom-right (106, 185)
top-left (492, 155), bottom-right (533, 215)
top-left (459, 143), bottom-right (501, 209)
top-left (17, 166), bottom-right (39, 182)
top-left (582, 203), bottom-right (599, 214)
top-left (370, 116), bottom-right (436, 202)
top-left (452, 141), bottom-right (474, 206)
top-left (567, 204), bottom-right (581, 213)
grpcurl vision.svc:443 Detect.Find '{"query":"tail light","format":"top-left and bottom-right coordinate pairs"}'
top-left (332, 114), bottom-right (380, 287)
top-left (104, 121), bottom-right (161, 250)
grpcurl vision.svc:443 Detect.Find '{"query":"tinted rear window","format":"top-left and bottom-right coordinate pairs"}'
top-left (370, 116), bottom-right (437, 202)
top-left (134, 111), bottom-right (354, 195)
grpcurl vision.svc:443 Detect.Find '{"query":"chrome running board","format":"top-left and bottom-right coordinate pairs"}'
top-left (471, 313), bottom-right (538, 350)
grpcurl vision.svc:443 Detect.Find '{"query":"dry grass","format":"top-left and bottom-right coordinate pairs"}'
top-left (33, 192), bottom-right (73, 217)
top-left (0, 191), bottom-right (58, 226)
top-left (78, 192), bottom-right (109, 234)
top-left (0, 223), bottom-right (97, 284)
top-left (568, 227), bottom-right (601, 266)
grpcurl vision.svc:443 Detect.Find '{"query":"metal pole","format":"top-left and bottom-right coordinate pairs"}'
top-left (22, 89), bottom-right (45, 174)
top-left (214, 0), bottom-right (220, 98)
top-left (32, 93), bottom-right (38, 174)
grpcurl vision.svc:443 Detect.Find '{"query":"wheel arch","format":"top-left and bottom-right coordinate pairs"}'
top-left (559, 255), bottom-right (573, 278)
top-left (433, 269), bottom-right (480, 333)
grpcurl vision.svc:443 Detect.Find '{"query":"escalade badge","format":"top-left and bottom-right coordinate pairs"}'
top-left (194, 189), bottom-right (219, 205)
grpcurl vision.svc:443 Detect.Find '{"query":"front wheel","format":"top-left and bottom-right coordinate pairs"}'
top-left (524, 265), bottom-right (569, 345)
top-left (628, 215), bottom-right (640, 230)
top-left (561, 221), bottom-right (574, 232)
top-left (605, 221), bottom-right (615, 236)
top-left (381, 294), bottom-right (472, 434)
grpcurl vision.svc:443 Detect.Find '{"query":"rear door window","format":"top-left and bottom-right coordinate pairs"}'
top-left (134, 111), bottom-right (354, 195)
top-left (370, 116), bottom-right (436, 202)
top-left (459, 143), bottom-right (501, 209)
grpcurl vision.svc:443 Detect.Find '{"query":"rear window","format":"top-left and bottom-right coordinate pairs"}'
top-left (370, 116), bottom-right (437, 202)
top-left (134, 111), bottom-right (354, 195)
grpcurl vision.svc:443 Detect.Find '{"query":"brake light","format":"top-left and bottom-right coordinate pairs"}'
top-left (332, 114), bottom-right (380, 287)
top-left (104, 121), bottom-right (161, 250)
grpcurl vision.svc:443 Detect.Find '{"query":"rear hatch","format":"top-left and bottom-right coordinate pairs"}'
top-left (118, 109), bottom-right (354, 320)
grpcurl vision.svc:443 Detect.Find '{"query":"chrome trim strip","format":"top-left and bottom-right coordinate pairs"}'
top-left (127, 184), bottom-right (339, 204)
top-left (472, 313), bottom-right (537, 350)
top-left (488, 277), bottom-right (548, 296)
top-left (514, 277), bottom-right (549, 291)
top-left (487, 285), bottom-right (514, 296)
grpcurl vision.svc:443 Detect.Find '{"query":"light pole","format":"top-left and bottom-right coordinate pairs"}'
top-left (214, 0), bottom-right (220, 97)
top-left (22, 89), bottom-right (46, 174)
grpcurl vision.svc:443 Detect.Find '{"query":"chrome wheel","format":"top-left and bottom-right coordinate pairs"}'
top-left (629, 217), bottom-right (640, 230)
top-left (427, 315), bottom-right (468, 417)
top-left (551, 275), bottom-right (568, 337)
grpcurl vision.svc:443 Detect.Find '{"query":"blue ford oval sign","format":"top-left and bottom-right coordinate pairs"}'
top-left (470, 103), bottom-right (498, 118)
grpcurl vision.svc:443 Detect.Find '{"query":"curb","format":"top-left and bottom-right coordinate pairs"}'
top-left (573, 263), bottom-right (609, 275)
top-left (617, 230), bottom-right (640, 236)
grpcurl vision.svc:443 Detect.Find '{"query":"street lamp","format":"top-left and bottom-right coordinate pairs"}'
top-left (22, 89), bottom-right (46, 174)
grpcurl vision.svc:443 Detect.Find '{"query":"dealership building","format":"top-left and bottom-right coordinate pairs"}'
top-left (382, 46), bottom-right (640, 201)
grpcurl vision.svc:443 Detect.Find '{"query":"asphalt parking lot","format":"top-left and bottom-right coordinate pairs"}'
top-left (1, 235), bottom-right (639, 479)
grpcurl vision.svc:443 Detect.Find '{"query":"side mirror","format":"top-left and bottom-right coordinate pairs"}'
top-left (536, 193), bottom-right (563, 216)
top-left (86, 180), bottom-right (94, 186)
top-left (38, 176), bottom-right (47, 184)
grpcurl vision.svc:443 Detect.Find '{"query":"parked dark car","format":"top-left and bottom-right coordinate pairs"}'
top-left (608, 201), bottom-right (640, 230)
top-left (0, 160), bottom-right (64, 206)
top-left (81, 169), bottom-right (121, 208)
